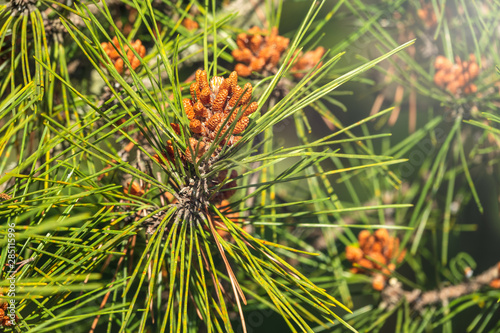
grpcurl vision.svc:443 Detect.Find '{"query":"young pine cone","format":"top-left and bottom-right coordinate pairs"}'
top-left (155, 70), bottom-right (258, 165)
top-left (433, 54), bottom-right (479, 96)
top-left (0, 295), bottom-right (17, 327)
top-left (232, 26), bottom-right (289, 77)
top-left (101, 36), bottom-right (146, 74)
top-left (346, 228), bottom-right (406, 291)
top-left (183, 70), bottom-right (258, 148)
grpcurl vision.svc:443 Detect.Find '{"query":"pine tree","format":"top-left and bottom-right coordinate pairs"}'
top-left (0, 1), bottom-right (499, 333)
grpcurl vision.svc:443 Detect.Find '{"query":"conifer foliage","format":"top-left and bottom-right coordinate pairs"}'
top-left (0, 1), bottom-right (498, 333)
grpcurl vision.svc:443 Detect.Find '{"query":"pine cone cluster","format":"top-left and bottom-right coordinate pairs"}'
top-left (434, 54), bottom-right (479, 95)
top-left (232, 26), bottom-right (289, 77)
top-left (179, 69), bottom-right (257, 162)
top-left (346, 228), bottom-right (406, 291)
top-left (0, 296), bottom-right (16, 328)
top-left (0, 193), bottom-right (11, 201)
top-left (153, 70), bottom-right (258, 201)
top-left (101, 37), bottom-right (146, 74)
top-left (291, 46), bottom-right (325, 79)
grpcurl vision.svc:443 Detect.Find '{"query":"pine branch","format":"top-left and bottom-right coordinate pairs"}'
top-left (381, 262), bottom-right (500, 312)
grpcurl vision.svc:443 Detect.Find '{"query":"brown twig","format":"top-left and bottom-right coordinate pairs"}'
top-left (381, 262), bottom-right (500, 311)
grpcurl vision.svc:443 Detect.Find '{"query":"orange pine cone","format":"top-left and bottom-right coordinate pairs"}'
top-left (242, 102), bottom-right (259, 116)
top-left (232, 26), bottom-right (289, 76)
top-left (367, 252), bottom-right (387, 269)
top-left (346, 246), bottom-right (363, 262)
top-left (372, 273), bottom-right (386, 291)
top-left (433, 54), bottom-right (479, 95)
top-left (101, 37), bottom-right (145, 74)
top-left (375, 228), bottom-right (389, 243)
top-left (358, 230), bottom-right (371, 247)
top-left (189, 119), bottom-right (203, 134)
top-left (159, 70), bottom-right (258, 179)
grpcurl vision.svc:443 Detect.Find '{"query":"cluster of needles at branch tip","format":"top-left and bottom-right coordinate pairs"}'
top-left (7, 0), bottom-right (37, 16)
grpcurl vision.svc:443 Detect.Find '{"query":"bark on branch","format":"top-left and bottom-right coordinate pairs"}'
top-left (381, 262), bottom-right (500, 311)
